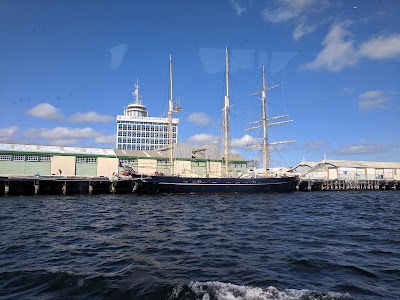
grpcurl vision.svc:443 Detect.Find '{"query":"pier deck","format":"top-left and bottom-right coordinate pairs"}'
top-left (297, 178), bottom-right (399, 192)
top-left (0, 175), bottom-right (138, 196)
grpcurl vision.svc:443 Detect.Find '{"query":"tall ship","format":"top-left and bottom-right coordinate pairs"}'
top-left (133, 48), bottom-right (299, 194)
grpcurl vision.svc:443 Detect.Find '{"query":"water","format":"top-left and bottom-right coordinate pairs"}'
top-left (0, 191), bottom-right (399, 300)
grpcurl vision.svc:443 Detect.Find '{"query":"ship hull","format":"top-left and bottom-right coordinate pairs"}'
top-left (134, 175), bottom-right (299, 194)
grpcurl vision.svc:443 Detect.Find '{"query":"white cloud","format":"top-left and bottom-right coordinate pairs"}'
top-left (293, 21), bottom-right (317, 40)
top-left (359, 90), bottom-right (391, 110)
top-left (25, 127), bottom-right (102, 141)
top-left (187, 112), bottom-right (212, 126)
top-left (333, 142), bottom-right (386, 155)
top-left (231, 134), bottom-right (259, 148)
top-left (261, 0), bottom-right (317, 23)
top-left (358, 34), bottom-right (400, 59)
top-left (95, 134), bottom-right (116, 145)
top-left (302, 22), bottom-right (358, 72)
top-left (303, 24), bottom-right (400, 72)
top-left (0, 126), bottom-right (19, 142)
top-left (68, 111), bottom-right (113, 123)
top-left (186, 133), bottom-right (218, 145)
top-left (26, 103), bottom-right (63, 120)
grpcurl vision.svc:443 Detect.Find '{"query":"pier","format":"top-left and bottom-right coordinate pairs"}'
top-left (0, 176), bottom-right (138, 196)
top-left (297, 179), bottom-right (399, 192)
top-left (1, 175), bottom-right (399, 196)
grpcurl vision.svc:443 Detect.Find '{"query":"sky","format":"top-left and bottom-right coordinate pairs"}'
top-left (0, 0), bottom-right (399, 167)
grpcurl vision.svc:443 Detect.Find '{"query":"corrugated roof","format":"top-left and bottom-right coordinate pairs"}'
top-left (326, 159), bottom-right (400, 169)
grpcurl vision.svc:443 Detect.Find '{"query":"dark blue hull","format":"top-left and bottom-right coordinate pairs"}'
top-left (135, 175), bottom-right (299, 194)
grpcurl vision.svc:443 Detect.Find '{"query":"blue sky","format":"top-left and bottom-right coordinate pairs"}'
top-left (0, 0), bottom-right (399, 167)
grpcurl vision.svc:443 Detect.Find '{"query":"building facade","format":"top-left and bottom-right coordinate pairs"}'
top-left (116, 81), bottom-right (179, 150)
top-left (0, 143), bottom-right (248, 178)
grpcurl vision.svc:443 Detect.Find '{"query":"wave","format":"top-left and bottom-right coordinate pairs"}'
top-left (168, 281), bottom-right (354, 300)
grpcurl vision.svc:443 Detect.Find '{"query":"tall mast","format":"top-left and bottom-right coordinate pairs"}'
top-left (168, 54), bottom-right (174, 175)
top-left (223, 47), bottom-right (230, 177)
top-left (261, 65), bottom-right (269, 175)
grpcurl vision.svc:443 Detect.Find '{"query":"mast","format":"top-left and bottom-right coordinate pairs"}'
top-left (168, 54), bottom-right (174, 175)
top-left (246, 67), bottom-right (294, 176)
top-left (133, 78), bottom-right (140, 103)
top-left (223, 47), bottom-right (230, 177)
top-left (261, 65), bottom-right (268, 175)
top-left (166, 55), bottom-right (183, 175)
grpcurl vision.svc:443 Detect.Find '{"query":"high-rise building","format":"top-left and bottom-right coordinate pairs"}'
top-left (116, 80), bottom-right (179, 150)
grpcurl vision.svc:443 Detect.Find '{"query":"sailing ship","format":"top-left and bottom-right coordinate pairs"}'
top-left (133, 48), bottom-right (299, 194)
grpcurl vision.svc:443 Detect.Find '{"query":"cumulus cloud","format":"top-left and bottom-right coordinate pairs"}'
top-left (187, 112), bottom-right (212, 126)
top-left (26, 103), bottom-right (63, 120)
top-left (302, 22), bottom-right (357, 72)
top-left (0, 126), bottom-right (19, 142)
top-left (358, 90), bottom-right (391, 110)
top-left (303, 23), bottom-right (400, 72)
top-left (231, 134), bottom-right (259, 148)
top-left (25, 127), bottom-right (102, 141)
top-left (358, 34), bottom-right (400, 59)
top-left (186, 133), bottom-right (218, 145)
top-left (95, 134), bottom-right (116, 144)
top-left (68, 111), bottom-right (113, 123)
top-left (333, 142), bottom-right (386, 155)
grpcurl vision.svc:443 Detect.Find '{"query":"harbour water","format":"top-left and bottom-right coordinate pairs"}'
top-left (0, 191), bottom-right (399, 299)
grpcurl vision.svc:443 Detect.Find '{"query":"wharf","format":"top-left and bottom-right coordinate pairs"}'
top-left (0, 175), bottom-right (138, 196)
top-left (297, 178), bottom-right (399, 191)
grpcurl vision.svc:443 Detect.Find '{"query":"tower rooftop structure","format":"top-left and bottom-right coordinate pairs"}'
top-left (116, 79), bottom-right (179, 151)
top-left (124, 79), bottom-right (148, 117)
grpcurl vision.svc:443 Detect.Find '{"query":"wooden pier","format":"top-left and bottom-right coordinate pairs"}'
top-left (0, 175), bottom-right (139, 196)
top-left (297, 178), bottom-right (399, 192)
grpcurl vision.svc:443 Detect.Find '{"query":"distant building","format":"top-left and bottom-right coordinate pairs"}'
top-left (291, 159), bottom-right (400, 181)
top-left (116, 80), bottom-right (179, 150)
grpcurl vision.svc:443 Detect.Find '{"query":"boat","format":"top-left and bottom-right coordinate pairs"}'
top-left (133, 48), bottom-right (299, 194)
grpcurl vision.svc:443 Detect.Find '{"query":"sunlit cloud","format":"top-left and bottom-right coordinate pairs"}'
top-left (260, 0), bottom-right (328, 40)
top-left (303, 23), bottom-right (400, 72)
top-left (333, 142), bottom-right (386, 155)
top-left (26, 103), bottom-right (63, 120)
top-left (186, 133), bottom-right (218, 145)
top-left (302, 21), bottom-right (357, 72)
top-left (0, 126), bottom-right (19, 142)
top-left (231, 134), bottom-right (259, 148)
top-left (95, 134), bottom-right (116, 145)
top-left (293, 20), bottom-right (317, 40)
top-left (68, 111), bottom-right (113, 123)
top-left (261, 0), bottom-right (317, 23)
top-left (25, 127), bottom-right (102, 141)
top-left (187, 112), bottom-right (212, 126)
top-left (358, 90), bottom-right (391, 110)
top-left (358, 34), bottom-right (400, 59)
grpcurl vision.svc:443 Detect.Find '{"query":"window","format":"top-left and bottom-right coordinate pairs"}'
top-left (26, 155), bottom-right (39, 161)
top-left (0, 154), bottom-right (12, 160)
top-left (76, 156), bottom-right (86, 163)
top-left (13, 155), bottom-right (25, 161)
top-left (40, 155), bottom-right (51, 162)
top-left (86, 157), bottom-right (97, 163)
